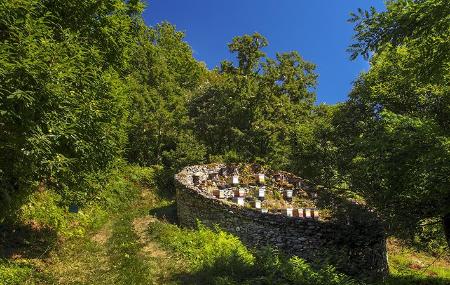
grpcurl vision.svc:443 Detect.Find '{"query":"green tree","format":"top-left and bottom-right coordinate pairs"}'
top-left (289, 104), bottom-right (341, 188)
top-left (190, 33), bottom-right (317, 169)
top-left (337, 0), bottom-right (450, 247)
top-left (0, 0), bottom-right (144, 212)
top-left (228, 33), bottom-right (268, 75)
top-left (125, 22), bottom-right (207, 170)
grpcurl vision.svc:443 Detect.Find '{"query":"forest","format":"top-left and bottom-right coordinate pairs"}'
top-left (0, 0), bottom-right (449, 284)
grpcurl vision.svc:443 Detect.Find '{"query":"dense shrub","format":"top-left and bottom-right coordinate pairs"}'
top-left (0, 0), bottom-right (142, 215)
top-left (14, 164), bottom-right (155, 238)
top-left (0, 260), bottom-right (35, 285)
top-left (148, 221), bottom-right (359, 285)
top-left (0, 0), bottom-right (204, 220)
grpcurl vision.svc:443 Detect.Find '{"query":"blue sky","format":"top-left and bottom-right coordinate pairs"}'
top-left (143, 1), bottom-right (385, 104)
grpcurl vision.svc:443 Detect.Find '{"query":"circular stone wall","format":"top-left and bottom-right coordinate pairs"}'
top-left (175, 164), bottom-right (388, 282)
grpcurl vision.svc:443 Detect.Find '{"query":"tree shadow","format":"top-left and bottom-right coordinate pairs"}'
top-left (153, 167), bottom-right (177, 200)
top-left (380, 274), bottom-right (450, 285)
top-left (148, 203), bottom-right (178, 225)
top-left (168, 253), bottom-right (255, 285)
top-left (0, 223), bottom-right (57, 259)
top-left (169, 263), bottom-right (450, 285)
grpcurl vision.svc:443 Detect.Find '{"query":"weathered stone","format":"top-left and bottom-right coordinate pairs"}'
top-left (175, 164), bottom-right (388, 282)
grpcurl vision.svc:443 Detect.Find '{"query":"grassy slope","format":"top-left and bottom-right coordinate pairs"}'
top-left (384, 239), bottom-right (450, 285)
top-left (1, 168), bottom-right (449, 285)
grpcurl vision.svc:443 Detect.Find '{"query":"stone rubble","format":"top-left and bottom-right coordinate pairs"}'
top-left (175, 163), bottom-right (388, 282)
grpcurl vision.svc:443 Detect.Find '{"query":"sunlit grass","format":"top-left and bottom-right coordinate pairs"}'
top-left (1, 166), bottom-right (449, 285)
top-left (381, 239), bottom-right (450, 285)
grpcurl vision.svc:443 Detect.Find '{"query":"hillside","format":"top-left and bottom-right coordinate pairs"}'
top-left (1, 0), bottom-right (449, 284)
top-left (1, 166), bottom-right (448, 285)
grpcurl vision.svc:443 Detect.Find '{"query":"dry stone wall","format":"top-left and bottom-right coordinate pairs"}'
top-left (175, 164), bottom-right (388, 282)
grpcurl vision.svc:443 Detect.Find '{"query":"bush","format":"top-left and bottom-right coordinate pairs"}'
top-left (285, 257), bottom-right (359, 285)
top-left (0, 259), bottom-right (46, 285)
top-left (16, 164), bottom-right (155, 238)
top-left (148, 221), bottom-right (360, 285)
top-left (0, 0), bottom-right (137, 215)
top-left (148, 222), bottom-right (253, 272)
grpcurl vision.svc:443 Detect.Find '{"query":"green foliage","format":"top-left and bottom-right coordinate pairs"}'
top-left (228, 33), bottom-right (268, 74)
top-left (0, 0), bottom-right (142, 214)
top-left (386, 240), bottom-right (450, 285)
top-left (125, 22), bottom-right (207, 169)
top-left (0, 260), bottom-right (35, 285)
top-left (148, 221), bottom-right (359, 285)
top-left (337, 0), bottom-right (450, 247)
top-left (348, 0), bottom-right (449, 61)
top-left (285, 257), bottom-right (359, 285)
top-left (412, 219), bottom-right (448, 255)
top-left (289, 104), bottom-right (340, 187)
top-left (125, 164), bottom-right (157, 187)
top-left (148, 221), bottom-right (253, 273)
top-left (14, 164), bottom-right (154, 238)
top-left (0, 0), bottom-right (205, 219)
top-left (190, 33), bottom-right (317, 169)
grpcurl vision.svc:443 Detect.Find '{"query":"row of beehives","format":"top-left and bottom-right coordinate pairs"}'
top-left (213, 186), bottom-right (295, 200)
top-left (232, 196), bottom-right (319, 219)
top-left (211, 187), bottom-right (319, 219)
top-left (194, 172), bottom-right (299, 188)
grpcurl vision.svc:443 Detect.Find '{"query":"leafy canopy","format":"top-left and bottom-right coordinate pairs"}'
top-left (190, 33), bottom-right (317, 169)
top-left (336, 0), bottom-right (450, 246)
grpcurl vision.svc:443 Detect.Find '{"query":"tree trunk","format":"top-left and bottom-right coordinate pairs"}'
top-left (443, 213), bottom-right (450, 249)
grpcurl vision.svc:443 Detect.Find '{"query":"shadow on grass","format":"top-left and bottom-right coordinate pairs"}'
top-left (170, 266), bottom-right (450, 285)
top-left (148, 203), bottom-right (178, 225)
top-left (169, 253), bottom-right (255, 285)
top-left (380, 274), bottom-right (450, 285)
top-left (0, 223), bottom-right (57, 259)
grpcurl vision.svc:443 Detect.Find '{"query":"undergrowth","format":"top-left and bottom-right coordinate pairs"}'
top-left (383, 239), bottom-right (450, 285)
top-left (1, 164), bottom-right (449, 285)
top-left (0, 163), bottom-right (155, 284)
top-left (148, 221), bottom-right (359, 285)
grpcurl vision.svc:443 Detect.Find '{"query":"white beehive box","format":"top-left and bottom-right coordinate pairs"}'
top-left (305, 208), bottom-right (312, 218)
top-left (233, 196), bottom-right (245, 206)
top-left (285, 189), bottom-right (293, 199)
top-left (312, 209), bottom-right (319, 220)
top-left (284, 208), bottom-right (293, 217)
top-left (232, 175), bottom-right (239, 185)
top-left (295, 208), bottom-right (304, 218)
top-left (258, 186), bottom-right (266, 199)
top-left (254, 200), bottom-right (261, 209)
top-left (257, 173), bottom-right (265, 184)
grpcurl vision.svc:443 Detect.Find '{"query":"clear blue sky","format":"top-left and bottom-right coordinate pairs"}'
top-left (143, 1), bottom-right (385, 104)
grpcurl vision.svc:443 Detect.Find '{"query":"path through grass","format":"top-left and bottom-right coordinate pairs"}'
top-left (1, 175), bottom-right (449, 285)
top-left (0, 180), bottom-right (185, 285)
top-left (50, 187), bottom-right (183, 285)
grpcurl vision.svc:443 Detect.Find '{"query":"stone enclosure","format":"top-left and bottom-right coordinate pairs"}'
top-left (175, 164), bottom-right (388, 281)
